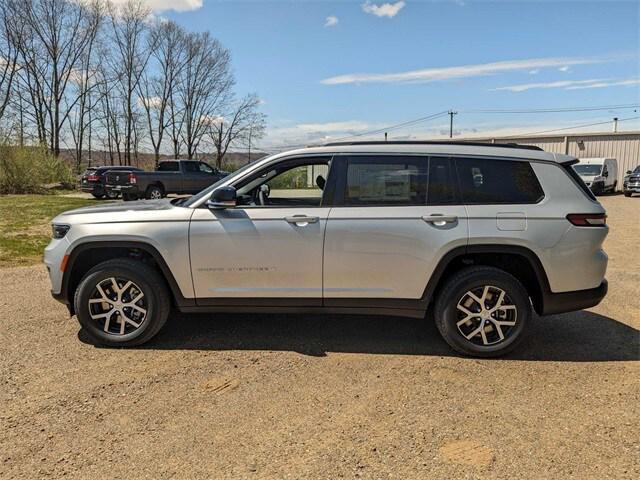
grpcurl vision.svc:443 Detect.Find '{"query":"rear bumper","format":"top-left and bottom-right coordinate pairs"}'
top-left (80, 184), bottom-right (102, 193)
top-left (541, 280), bottom-right (608, 315)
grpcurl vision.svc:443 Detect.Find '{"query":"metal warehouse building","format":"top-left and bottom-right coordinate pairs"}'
top-left (466, 131), bottom-right (640, 190)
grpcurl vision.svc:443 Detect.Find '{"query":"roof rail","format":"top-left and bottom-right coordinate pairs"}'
top-left (322, 140), bottom-right (544, 151)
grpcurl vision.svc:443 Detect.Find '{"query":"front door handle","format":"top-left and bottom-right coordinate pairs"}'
top-left (285, 215), bottom-right (319, 225)
top-left (422, 214), bottom-right (458, 226)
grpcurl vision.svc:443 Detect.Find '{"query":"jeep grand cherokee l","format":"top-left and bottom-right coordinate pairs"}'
top-left (45, 141), bottom-right (608, 357)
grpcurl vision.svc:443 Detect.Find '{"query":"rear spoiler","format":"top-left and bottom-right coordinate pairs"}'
top-left (554, 153), bottom-right (579, 166)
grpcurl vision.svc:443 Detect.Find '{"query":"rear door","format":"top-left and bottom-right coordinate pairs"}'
top-left (323, 155), bottom-right (468, 305)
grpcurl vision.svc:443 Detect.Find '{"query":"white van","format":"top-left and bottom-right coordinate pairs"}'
top-left (573, 158), bottom-right (618, 195)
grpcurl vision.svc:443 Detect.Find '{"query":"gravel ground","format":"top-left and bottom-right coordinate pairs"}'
top-left (1, 195), bottom-right (638, 479)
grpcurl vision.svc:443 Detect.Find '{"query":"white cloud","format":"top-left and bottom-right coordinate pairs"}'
top-left (263, 121), bottom-right (377, 148)
top-left (138, 96), bottom-right (163, 109)
top-left (528, 69), bottom-right (539, 75)
top-left (324, 16), bottom-right (339, 27)
top-left (361, 1), bottom-right (406, 18)
top-left (109, 0), bottom-right (202, 13)
top-left (492, 79), bottom-right (610, 92)
top-left (492, 77), bottom-right (640, 92)
top-left (321, 56), bottom-right (607, 85)
top-left (565, 78), bottom-right (640, 90)
top-left (558, 65), bottom-right (571, 73)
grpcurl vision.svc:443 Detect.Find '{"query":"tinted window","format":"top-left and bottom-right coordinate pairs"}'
top-left (344, 156), bottom-right (428, 206)
top-left (182, 162), bottom-right (200, 173)
top-left (158, 162), bottom-right (179, 172)
top-left (456, 158), bottom-right (544, 204)
top-left (428, 157), bottom-right (457, 205)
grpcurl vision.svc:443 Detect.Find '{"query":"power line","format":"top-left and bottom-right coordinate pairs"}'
top-left (501, 115), bottom-right (640, 138)
top-left (462, 104), bottom-right (639, 114)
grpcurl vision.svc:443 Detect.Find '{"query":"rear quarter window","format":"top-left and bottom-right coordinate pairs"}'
top-left (456, 158), bottom-right (545, 204)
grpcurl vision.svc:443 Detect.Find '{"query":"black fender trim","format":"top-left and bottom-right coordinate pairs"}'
top-left (421, 244), bottom-right (552, 313)
top-left (60, 241), bottom-right (194, 308)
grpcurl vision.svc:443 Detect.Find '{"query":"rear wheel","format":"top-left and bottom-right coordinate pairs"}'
top-left (105, 189), bottom-right (120, 200)
top-left (146, 185), bottom-right (163, 200)
top-left (624, 192), bottom-right (632, 197)
top-left (74, 259), bottom-right (171, 347)
top-left (434, 266), bottom-right (531, 357)
top-left (91, 192), bottom-right (105, 199)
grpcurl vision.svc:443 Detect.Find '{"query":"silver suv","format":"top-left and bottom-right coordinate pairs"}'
top-left (45, 141), bottom-right (608, 357)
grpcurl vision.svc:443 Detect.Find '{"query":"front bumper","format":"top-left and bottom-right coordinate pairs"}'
top-left (623, 182), bottom-right (640, 193)
top-left (541, 280), bottom-right (608, 315)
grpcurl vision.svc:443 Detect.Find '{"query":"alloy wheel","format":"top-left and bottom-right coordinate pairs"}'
top-left (88, 277), bottom-right (147, 335)
top-left (455, 285), bottom-right (517, 346)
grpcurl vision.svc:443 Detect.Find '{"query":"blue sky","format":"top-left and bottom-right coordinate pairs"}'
top-left (149, 0), bottom-right (639, 148)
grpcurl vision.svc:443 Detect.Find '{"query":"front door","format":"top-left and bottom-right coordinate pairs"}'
top-left (189, 157), bottom-right (333, 305)
top-left (323, 155), bottom-right (468, 304)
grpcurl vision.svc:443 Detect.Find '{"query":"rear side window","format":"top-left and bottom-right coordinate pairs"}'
top-left (456, 158), bottom-right (544, 204)
top-left (158, 162), bottom-right (179, 172)
top-left (343, 156), bottom-right (429, 206)
top-left (339, 155), bottom-right (458, 206)
top-left (182, 162), bottom-right (199, 173)
top-left (563, 163), bottom-right (597, 201)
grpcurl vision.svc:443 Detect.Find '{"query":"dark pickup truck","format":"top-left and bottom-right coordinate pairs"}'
top-left (105, 160), bottom-right (228, 200)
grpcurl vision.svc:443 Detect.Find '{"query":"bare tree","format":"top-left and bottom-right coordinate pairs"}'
top-left (209, 93), bottom-right (266, 168)
top-left (67, 1), bottom-right (103, 172)
top-left (178, 31), bottom-right (233, 159)
top-left (0, 0), bottom-right (20, 124)
top-left (108, 0), bottom-right (151, 165)
top-left (138, 20), bottom-right (185, 166)
top-left (9, 0), bottom-right (102, 156)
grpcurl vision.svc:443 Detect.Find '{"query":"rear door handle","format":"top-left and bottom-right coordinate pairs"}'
top-left (285, 215), bottom-right (319, 225)
top-left (422, 214), bottom-right (458, 226)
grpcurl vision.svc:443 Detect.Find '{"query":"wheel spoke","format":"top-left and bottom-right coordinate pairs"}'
top-left (121, 310), bottom-right (141, 328)
top-left (96, 283), bottom-right (111, 302)
top-left (119, 281), bottom-right (133, 300)
top-left (489, 319), bottom-right (505, 341)
top-left (464, 325), bottom-right (483, 340)
top-left (456, 304), bottom-right (474, 317)
top-left (467, 291), bottom-right (483, 307)
top-left (480, 325), bottom-right (489, 345)
top-left (130, 305), bottom-right (146, 315)
top-left (104, 311), bottom-right (115, 332)
top-left (493, 319), bottom-right (517, 327)
top-left (128, 292), bottom-right (144, 305)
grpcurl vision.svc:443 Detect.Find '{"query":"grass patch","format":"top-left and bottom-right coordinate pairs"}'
top-left (0, 195), bottom-right (101, 267)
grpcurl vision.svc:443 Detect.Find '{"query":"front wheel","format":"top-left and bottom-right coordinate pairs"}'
top-left (624, 192), bottom-right (632, 197)
top-left (74, 259), bottom-right (171, 347)
top-left (433, 266), bottom-right (531, 357)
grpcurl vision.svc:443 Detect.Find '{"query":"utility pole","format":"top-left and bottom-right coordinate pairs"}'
top-left (612, 117), bottom-right (618, 133)
top-left (448, 110), bottom-right (458, 138)
top-left (384, 132), bottom-right (388, 142)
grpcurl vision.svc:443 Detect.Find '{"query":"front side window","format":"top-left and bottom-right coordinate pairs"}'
top-left (199, 162), bottom-right (214, 174)
top-left (235, 158), bottom-right (331, 207)
top-left (182, 162), bottom-right (200, 173)
top-left (456, 158), bottom-right (544, 204)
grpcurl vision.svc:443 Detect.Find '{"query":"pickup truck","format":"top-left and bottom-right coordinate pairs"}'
top-left (105, 160), bottom-right (229, 200)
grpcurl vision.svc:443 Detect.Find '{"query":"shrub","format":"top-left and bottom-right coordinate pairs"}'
top-left (0, 145), bottom-right (75, 194)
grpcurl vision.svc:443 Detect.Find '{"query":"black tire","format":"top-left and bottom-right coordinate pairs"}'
top-left (122, 193), bottom-right (137, 201)
top-left (74, 259), bottom-right (171, 347)
top-left (145, 185), bottom-right (163, 200)
top-left (105, 189), bottom-right (120, 200)
top-left (433, 266), bottom-right (531, 358)
top-left (624, 192), bottom-right (632, 197)
top-left (91, 192), bottom-right (105, 199)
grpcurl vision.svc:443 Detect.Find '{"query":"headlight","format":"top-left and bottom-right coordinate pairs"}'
top-left (52, 224), bottom-right (71, 239)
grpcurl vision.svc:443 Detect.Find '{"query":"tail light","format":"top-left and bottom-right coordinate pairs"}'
top-left (87, 174), bottom-right (99, 181)
top-left (128, 173), bottom-right (137, 184)
top-left (566, 213), bottom-right (607, 226)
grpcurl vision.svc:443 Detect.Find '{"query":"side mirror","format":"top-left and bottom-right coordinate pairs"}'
top-left (627, 170), bottom-right (632, 175)
top-left (207, 186), bottom-right (236, 209)
top-left (603, 171), bottom-right (608, 177)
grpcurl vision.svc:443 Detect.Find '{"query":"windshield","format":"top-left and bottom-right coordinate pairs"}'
top-left (181, 155), bottom-right (276, 207)
top-left (634, 166), bottom-right (640, 174)
top-left (573, 164), bottom-right (602, 176)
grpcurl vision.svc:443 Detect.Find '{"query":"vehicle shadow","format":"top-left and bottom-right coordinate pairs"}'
top-left (112, 309), bottom-right (640, 362)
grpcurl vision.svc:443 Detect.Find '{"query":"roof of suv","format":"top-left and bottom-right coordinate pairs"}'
top-left (278, 141), bottom-right (576, 164)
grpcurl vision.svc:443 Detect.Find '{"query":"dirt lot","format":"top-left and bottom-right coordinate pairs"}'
top-left (1, 195), bottom-right (638, 479)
